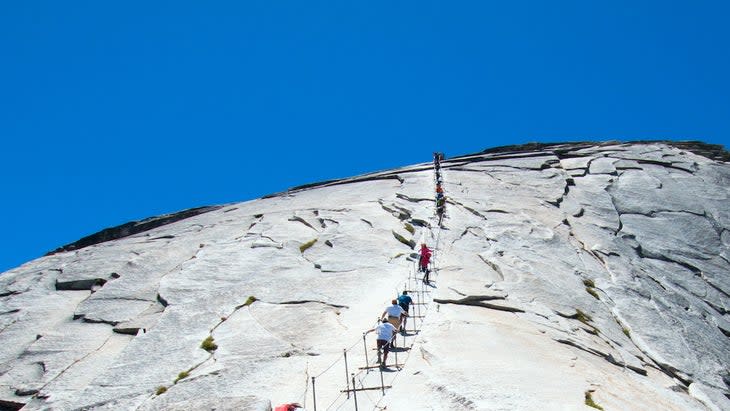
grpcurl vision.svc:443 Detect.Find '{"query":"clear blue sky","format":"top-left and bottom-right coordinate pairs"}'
top-left (1, 1), bottom-right (728, 273)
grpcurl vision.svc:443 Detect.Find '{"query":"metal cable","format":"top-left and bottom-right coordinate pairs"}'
top-left (355, 374), bottom-right (378, 406)
top-left (324, 391), bottom-right (346, 411)
top-left (311, 156), bottom-right (446, 410)
top-left (314, 353), bottom-right (344, 378)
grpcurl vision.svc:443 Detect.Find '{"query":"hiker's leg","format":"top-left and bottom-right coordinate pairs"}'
top-left (376, 340), bottom-right (386, 364)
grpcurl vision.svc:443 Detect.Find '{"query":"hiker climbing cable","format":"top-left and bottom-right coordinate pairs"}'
top-left (366, 318), bottom-right (397, 368)
top-left (275, 403), bottom-right (303, 411)
top-left (433, 152), bottom-right (443, 168)
top-left (419, 243), bottom-right (432, 283)
top-left (397, 291), bottom-right (413, 333)
top-left (436, 196), bottom-right (446, 225)
top-left (381, 299), bottom-right (407, 344)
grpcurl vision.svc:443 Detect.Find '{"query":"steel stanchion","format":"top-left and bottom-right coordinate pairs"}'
top-left (352, 373), bottom-right (359, 411)
top-left (311, 376), bottom-right (317, 411)
top-left (343, 349), bottom-right (350, 399)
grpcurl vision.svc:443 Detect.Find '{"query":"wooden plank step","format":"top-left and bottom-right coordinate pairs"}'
top-left (341, 386), bottom-right (392, 393)
top-left (358, 363), bottom-right (404, 370)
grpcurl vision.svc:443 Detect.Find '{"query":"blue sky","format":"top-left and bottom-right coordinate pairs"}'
top-left (1, 1), bottom-right (728, 272)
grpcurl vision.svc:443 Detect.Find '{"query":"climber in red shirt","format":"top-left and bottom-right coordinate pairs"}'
top-left (419, 243), bottom-right (432, 283)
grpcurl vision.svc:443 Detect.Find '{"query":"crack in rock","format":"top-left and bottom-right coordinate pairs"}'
top-left (72, 314), bottom-right (119, 326)
top-left (247, 214), bottom-right (264, 230)
top-left (448, 287), bottom-right (467, 297)
top-left (148, 235), bottom-right (175, 241)
top-left (0, 309), bottom-right (21, 315)
top-left (553, 338), bottom-right (647, 376)
top-left (47, 206), bottom-right (221, 254)
top-left (0, 399), bottom-right (25, 410)
top-left (380, 201), bottom-right (413, 221)
top-left (275, 300), bottom-right (349, 309)
top-left (433, 296), bottom-right (523, 313)
top-left (478, 255), bottom-right (504, 281)
top-left (450, 199), bottom-right (488, 220)
top-left (409, 218), bottom-right (430, 228)
top-left (633, 245), bottom-right (702, 276)
top-left (452, 226), bottom-right (475, 242)
top-left (156, 293), bottom-right (169, 307)
top-left (288, 216), bottom-right (317, 231)
top-left (547, 178), bottom-right (571, 207)
top-left (396, 193), bottom-right (433, 203)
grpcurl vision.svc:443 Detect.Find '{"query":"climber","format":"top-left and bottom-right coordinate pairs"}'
top-left (436, 196), bottom-right (446, 225)
top-left (381, 299), bottom-right (407, 342)
top-left (366, 318), bottom-right (398, 367)
top-left (274, 403), bottom-right (303, 411)
top-left (436, 195), bottom-right (446, 208)
top-left (419, 243), bottom-right (432, 283)
top-left (433, 152), bottom-right (441, 168)
top-left (397, 291), bottom-right (413, 333)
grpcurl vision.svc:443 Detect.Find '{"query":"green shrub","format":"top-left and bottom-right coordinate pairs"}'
top-left (244, 296), bottom-right (257, 306)
top-left (622, 326), bottom-right (631, 338)
top-left (392, 231), bottom-right (416, 249)
top-left (575, 309), bottom-right (592, 325)
top-left (156, 386), bottom-right (167, 395)
top-left (174, 371), bottom-right (190, 384)
top-left (584, 391), bottom-right (604, 410)
top-left (201, 336), bottom-right (218, 352)
top-left (300, 238), bottom-right (317, 253)
top-left (404, 223), bottom-right (415, 234)
top-left (583, 279), bottom-right (599, 299)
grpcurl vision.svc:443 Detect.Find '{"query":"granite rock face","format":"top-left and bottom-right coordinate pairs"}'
top-left (0, 141), bottom-right (728, 411)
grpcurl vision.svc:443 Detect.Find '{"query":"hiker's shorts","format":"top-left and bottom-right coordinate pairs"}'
top-left (376, 339), bottom-right (390, 352)
top-left (387, 315), bottom-right (401, 331)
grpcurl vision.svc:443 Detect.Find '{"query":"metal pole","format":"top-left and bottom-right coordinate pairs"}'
top-left (394, 338), bottom-right (398, 367)
top-left (363, 333), bottom-right (369, 369)
top-left (417, 287), bottom-right (422, 326)
top-left (343, 349), bottom-right (350, 399)
top-left (351, 374), bottom-right (359, 411)
top-left (412, 303), bottom-right (417, 333)
top-left (311, 376), bottom-right (317, 411)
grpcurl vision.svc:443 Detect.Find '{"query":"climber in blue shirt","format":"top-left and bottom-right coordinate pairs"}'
top-left (397, 291), bottom-right (413, 333)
